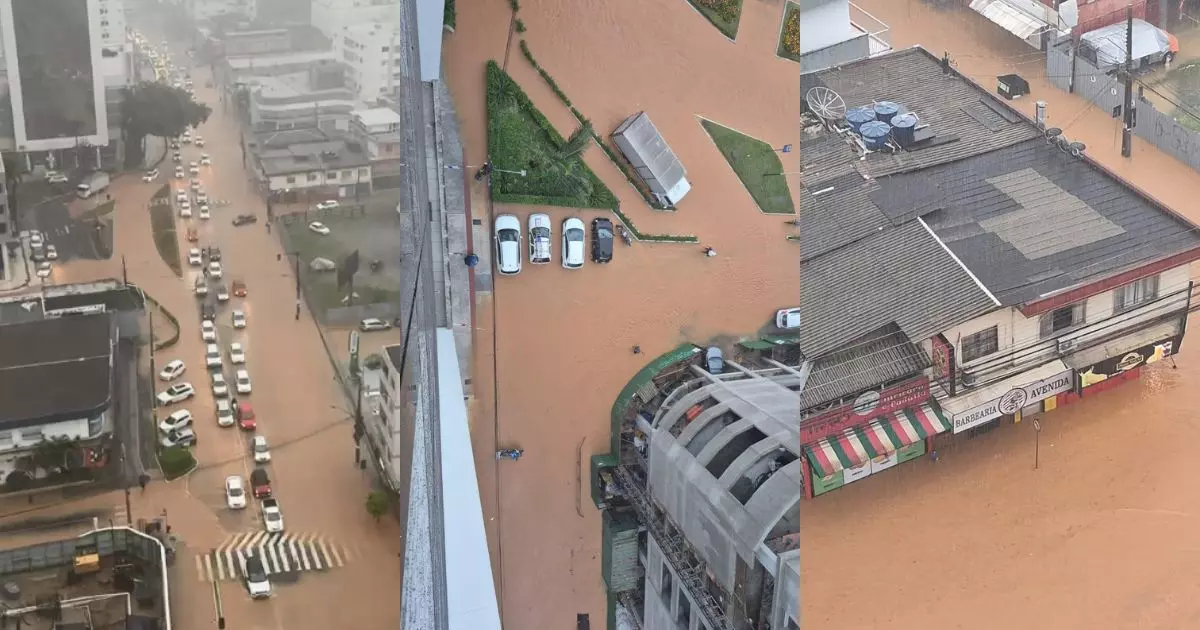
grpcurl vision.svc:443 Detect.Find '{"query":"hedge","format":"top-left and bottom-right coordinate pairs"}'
top-left (444, 0), bottom-right (455, 30)
top-left (159, 446), bottom-right (196, 480)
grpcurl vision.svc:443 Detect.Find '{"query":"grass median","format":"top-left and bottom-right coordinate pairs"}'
top-left (701, 119), bottom-right (795, 215)
top-left (148, 184), bottom-right (182, 276)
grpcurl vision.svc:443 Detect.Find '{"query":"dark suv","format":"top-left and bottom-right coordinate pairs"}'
top-left (591, 218), bottom-right (614, 263)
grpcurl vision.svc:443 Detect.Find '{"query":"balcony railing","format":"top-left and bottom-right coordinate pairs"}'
top-left (850, 2), bottom-right (891, 57)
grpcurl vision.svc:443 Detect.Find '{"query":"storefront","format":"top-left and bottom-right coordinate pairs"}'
top-left (1069, 326), bottom-right (1183, 395)
top-left (939, 359), bottom-right (1075, 434)
top-left (799, 375), bottom-right (951, 497)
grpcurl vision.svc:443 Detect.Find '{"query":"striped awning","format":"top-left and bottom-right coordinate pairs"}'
top-left (804, 404), bottom-right (952, 477)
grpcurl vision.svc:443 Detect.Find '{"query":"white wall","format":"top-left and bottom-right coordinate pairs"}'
top-left (311, 0), bottom-right (398, 40)
top-left (0, 414), bottom-right (107, 478)
top-left (338, 23), bottom-right (400, 101)
top-left (98, 0), bottom-right (126, 53)
top-left (266, 165), bottom-right (371, 191)
top-left (799, 0), bottom-right (858, 54)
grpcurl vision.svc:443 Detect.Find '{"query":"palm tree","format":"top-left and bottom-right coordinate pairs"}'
top-left (557, 121), bottom-right (594, 161)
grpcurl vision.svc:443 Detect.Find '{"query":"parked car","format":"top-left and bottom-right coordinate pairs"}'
top-left (194, 278), bottom-right (209, 296)
top-left (201, 302), bottom-right (216, 322)
top-left (315, 200), bottom-right (339, 211)
top-left (359, 318), bottom-right (391, 332)
top-left (159, 359), bottom-right (186, 381)
top-left (308, 221), bottom-right (331, 236)
top-left (244, 552), bottom-right (272, 599)
top-left (528, 213), bottom-right (552, 264)
top-left (205, 343), bottom-right (223, 368)
top-left (211, 372), bottom-right (229, 397)
top-left (216, 399), bottom-right (235, 427)
top-left (190, 178), bottom-right (201, 191)
top-left (309, 257), bottom-right (336, 272)
top-left (200, 154), bottom-right (211, 165)
top-left (195, 136), bottom-right (206, 148)
top-left (232, 214), bottom-right (257, 226)
top-left (158, 409), bottom-right (193, 434)
top-left (156, 383), bottom-right (195, 405)
top-left (174, 167), bottom-right (184, 179)
top-left (201, 320), bottom-right (217, 341)
top-left (775, 307), bottom-right (801, 330)
top-left (705, 346), bottom-right (725, 374)
top-left (36, 261), bottom-right (52, 278)
top-left (207, 246), bottom-right (222, 262)
top-left (172, 152), bottom-right (182, 164)
top-left (237, 402), bottom-right (256, 431)
top-left (232, 280), bottom-right (247, 297)
top-left (591, 218), bottom-right (614, 263)
top-left (44, 245), bottom-right (57, 261)
top-left (252, 435), bottom-right (271, 463)
top-left (225, 475), bottom-right (247, 509)
top-left (216, 284), bottom-right (229, 302)
top-left (176, 190), bottom-right (188, 204)
top-left (199, 205), bottom-right (210, 220)
top-left (235, 370), bottom-right (252, 394)
top-left (250, 468), bottom-right (271, 499)
top-left (179, 200), bottom-right (192, 218)
top-left (143, 169), bottom-right (159, 182)
top-left (561, 217), bottom-right (585, 269)
top-left (208, 261), bottom-right (223, 279)
top-left (160, 427), bottom-right (197, 448)
top-left (28, 232), bottom-right (43, 248)
top-left (46, 173), bottom-right (69, 185)
top-left (494, 214), bottom-right (521, 275)
top-left (232, 311), bottom-right (247, 329)
top-left (261, 497), bottom-right (284, 532)
top-left (188, 248), bottom-right (203, 266)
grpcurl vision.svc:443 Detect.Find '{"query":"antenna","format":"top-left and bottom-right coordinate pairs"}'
top-left (805, 87), bottom-right (847, 121)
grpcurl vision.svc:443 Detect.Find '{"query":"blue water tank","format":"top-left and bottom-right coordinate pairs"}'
top-left (845, 107), bottom-right (877, 132)
top-left (873, 101), bottom-right (902, 124)
top-left (859, 121), bottom-right (892, 150)
top-left (891, 112), bottom-right (919, 147)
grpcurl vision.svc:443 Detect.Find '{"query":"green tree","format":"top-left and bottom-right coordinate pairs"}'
top-left (365, 490), bottom-right (390, 522)
top-left (121, 82), bottom-right (212, 168)
top-left (2, 153), bottom-right (26, 218)
top-left (557, 121), bottom-right (594, 161)
top-left (31, 436), bottom-right (78, 472)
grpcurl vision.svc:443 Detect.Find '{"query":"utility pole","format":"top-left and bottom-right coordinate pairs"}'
top-left (148, 309), bottom-right (157, 409)
top-left (1121, 4), bottom-right (1134, 158)
top-left (121, 443), bottom-right (132, 524)
top-left (353, 375), bottom-right (364, 465)
top-left (121, 255), bottom-right (128, 286)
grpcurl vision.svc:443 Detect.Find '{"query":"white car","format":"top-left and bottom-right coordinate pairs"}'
top-left (229, 342), bottom-right (246, 364)
top-left (199, 206), bottom-right (210, 220)
top-left (201, 320), bottom-right (217, 342)
top-left (308, 221), bottom-right (331, 236)
top-left (232, 311), bottom-right (247, 329)
top-left (158, 409), bottom-right (193, 434)
top-left (189, 166), bottom-right (200, 176)
top-left (252, 435), bottom-right (271, 463)
top-left (359, 318), bottom-right (390, 332)
top-left (200, 154), bottom-right (211, 165)
top-left (528, 213), bottom-right (552, 264)
top-left (143, 169), bottom-right (159, 182)
top-left (176, 190), bottom-right (188, 203)
top-left (160, 427), bottom-right (196, 448)
top-left (196, 192), bottom-right (209, 204)
top-left (205, 343), bottom-right (222, 368)
top-left (216, 399), bottom-right (235, 427)
top-left (225, 475), bottom-right (247, 509)
top-left (315, 200), bottom-right (339, 211)
top-left (235, 370), bottom-right (252, 394)
top-left (159, 359), bottom-right (186, 381)
top-left (36, 262), bottom-right (52, 278)
top-left (46, 172), bottom-right (69, 184)
top-left (180, 200), bottom-right (192, 218)
top-left (208, 261), bottom-right (223, 279)
top-left (494, 214), bottom-right (521, 275)
top-left (188, 248), bottom-right (203, 266)
top-left (216, 285), bottom-right (229, 302)
top-left (190, 178), bottom-right (201, 191)
top-left (172, 152), bottom-right (182, 164)
top-left (775, 307), bottom-right (802, 330)
top-left (194, 279), bottom-right (209, 296)
top-left (181, 134), bottom-right (192, 145)
top-left (28, 232), bottom-right (43, 247)
top-left (174, 167), bottom-right (184, 179)
top-left (562, 217), bottom-right (585, 269)
top-left (45, 245), bottom-right (57, 261)
top-left (195, 137), bottom-right (206, 148)
top-left (211, 372), bottom-right (229, 397)
top-left (244, 552), bottom-right (271, 598)
top-left (261, 498), bottom-right (284, 532)
top-left (156, 382), bottom-right (195, 405)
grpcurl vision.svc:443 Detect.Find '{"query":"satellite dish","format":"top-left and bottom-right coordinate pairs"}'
top-left (805, 87), bottom-right (847, 121)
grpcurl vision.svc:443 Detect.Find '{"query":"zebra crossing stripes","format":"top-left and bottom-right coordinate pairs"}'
top-left (196, 532), bottom-right (351, 583)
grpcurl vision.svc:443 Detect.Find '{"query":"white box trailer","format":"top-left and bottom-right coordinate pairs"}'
top-left (611, 112), bottom-right (691, 208)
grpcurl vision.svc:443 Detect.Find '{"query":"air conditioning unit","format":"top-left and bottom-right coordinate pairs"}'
top-left (1056, 337), bottom-right (1078, 354)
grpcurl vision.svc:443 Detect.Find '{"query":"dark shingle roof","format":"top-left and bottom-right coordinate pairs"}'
top-left (0, 314), bottom-right (114, 427)
top-left (797, 220), bottom-right (997, 358)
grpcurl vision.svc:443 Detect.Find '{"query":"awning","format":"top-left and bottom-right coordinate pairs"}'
top-left (804, 403), bottom-right (951, 477)
top-left (738, 339), bottom-right (775, 351)
top-left (1063, 319), bottom-right (1181, 370)
top-left (969, 0), bottom-right (1055, 43)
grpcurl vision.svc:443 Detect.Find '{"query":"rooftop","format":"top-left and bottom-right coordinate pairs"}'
top-left (0, 313), bottom-right (115, 428)
top-left (226, 50), bottom-right (336, 70)
top-left (352, 107), bottom-right (402, 128)
top-left (797, 47), bottom-right (1200, 358)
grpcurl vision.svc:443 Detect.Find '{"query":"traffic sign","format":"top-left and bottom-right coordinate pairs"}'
top-left (1033, 419), bottom-right (1041, 432)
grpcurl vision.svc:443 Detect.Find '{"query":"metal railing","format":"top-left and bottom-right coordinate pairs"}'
top-left (850, 2), bottom-right (891, 56)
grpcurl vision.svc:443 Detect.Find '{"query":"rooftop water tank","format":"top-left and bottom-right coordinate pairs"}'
top-left (859, 121), bottom-right (892, 150)
top-left (845, 107), bottom-right (877, 132)
top-left (873, 101), bottom-right (902, 124)
top-left (891, 113), bottom-right (919, 147)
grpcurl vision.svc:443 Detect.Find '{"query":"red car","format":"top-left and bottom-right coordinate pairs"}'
top-left (236, 402), bottom-right (256, 431)
top-left (232, 280), bottom-right (247, 297)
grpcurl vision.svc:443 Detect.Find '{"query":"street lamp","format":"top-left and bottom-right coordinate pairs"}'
top-left (765, 171), bottom-right (804, 177)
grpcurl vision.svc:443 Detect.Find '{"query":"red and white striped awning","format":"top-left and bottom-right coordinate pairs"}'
top-left (804, 404), bottom-right (951, 477)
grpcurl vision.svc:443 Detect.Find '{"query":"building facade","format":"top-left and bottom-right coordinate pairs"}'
top-left (310, 0), bottom-right (397, 41)
top-left (247, 127), bottom-right (372, 201)
top-left (337, 22), bottom-right (400, 102)
top-left (348, 107), bottom-right (402, 188)
top-left (794, 0), bottom-right (891, 73)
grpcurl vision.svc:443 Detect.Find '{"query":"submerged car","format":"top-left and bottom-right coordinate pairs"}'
top-left (528, 213), bottom-right (552, 264)
top-left (494, 214), bottom-right (521, 276)
top-left (561, 217), bottom-right (585, 270)
top-left (591, 217), bottom-right (614, 263)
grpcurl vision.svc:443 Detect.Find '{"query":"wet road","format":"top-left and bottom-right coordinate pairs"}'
top-left (445, 0), bottom-right (802, 626)
top-left (52, 55), bottom-right (401, 629)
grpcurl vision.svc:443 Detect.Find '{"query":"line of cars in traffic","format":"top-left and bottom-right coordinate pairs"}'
top-left (494, 214), bottom-right (613, 275)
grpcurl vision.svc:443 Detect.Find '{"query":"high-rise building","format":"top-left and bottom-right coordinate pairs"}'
top-left (310, 0), bottom-right (396, 41)
top-left (336, 21), bottom-right (399, 102)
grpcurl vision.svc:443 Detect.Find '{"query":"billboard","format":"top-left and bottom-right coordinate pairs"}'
top-left (0, 0), bottom-right (108, 152)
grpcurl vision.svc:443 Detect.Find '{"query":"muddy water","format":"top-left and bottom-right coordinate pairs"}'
top-left (445, 0), bottom-right (804, 626)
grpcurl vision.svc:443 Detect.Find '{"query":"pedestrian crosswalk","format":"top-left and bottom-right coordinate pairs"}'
top-left (195, 532), bottom-right (354, 583)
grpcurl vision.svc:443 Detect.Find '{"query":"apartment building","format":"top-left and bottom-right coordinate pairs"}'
top-left (348, 107), bottom-right (402, 188)
top-left (310, 0), bottom-right (397, 40)
top-left (794, 0), bottom-right (891, 73)
top-left (337, 22), bottom-right (401, 102)
top-left (246, 127), bottom-right (372, 201)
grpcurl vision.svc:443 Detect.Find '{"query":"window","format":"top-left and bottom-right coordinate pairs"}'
top-left (307, 173), bottom-right (318, 182)
top-left (960, 326), bottom-right (999, 363)
top-left (676, 594), bottom-right (691, 626)
top-left (1114, 275), bottom-right (1159, 312)
top-left (20, 428), bottom-right (42, 442)
top-left (660, 563), bottom-right (673, 601)
top-left (359, 168), bottom-right (370, 178)
top-left (327, 171), bottom-right (338, 179)
top-left (0, 431), bottom-right (11, 445)
top-left (342, 170), bottom-right (353, 179)
top-left (381, 46), bottom-right (389, 52)
top-left (1040, 303), bottom-right (1085, 338)
top-left (285, 176), bottom-right (296, 184)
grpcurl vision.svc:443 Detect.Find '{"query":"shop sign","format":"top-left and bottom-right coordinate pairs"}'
top-left (799, 376), bottom-right (930, 444)
top-left (931, 333), bottom-right (957, 397)
top-left (870, 451), bottom-right (898, 474)
top-left (843, 460), bottom-right (871, 484)
top-left (1078, 336), bottom-right (1180, 389)
top-left (951, 369), bottom-right (1074, 434)
top-left (812, 470), bottom-right (844, 496)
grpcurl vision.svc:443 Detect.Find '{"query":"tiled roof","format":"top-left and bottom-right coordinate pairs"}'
top-left (801, 324), bottom-right (929, 411)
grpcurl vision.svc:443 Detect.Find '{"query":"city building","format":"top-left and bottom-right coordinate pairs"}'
top-left (246, 74), bottom-right (359, 132)
top-left (245, 127), bottom-right (372, 202)
top-left (594, 46), bottom-right (1200, 630)
top-left (0, 155), bottom-right (9, 239)
top-left (221, 28), bottom-right (292, 56)
top-left (348, 107), bottom-right (402, 189)
top-left (0, 313), bottom-right (116, 484)
top-left (793, 0), bottom-right (891, 73)
top-left (219, 49), bottom-right (340, 86)
top-left (337, 21), bottom-right (401, 102)
top-left (612, 111), bottom-right (691, 208)
top-left (310, 0), bottom-right (397, 41)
